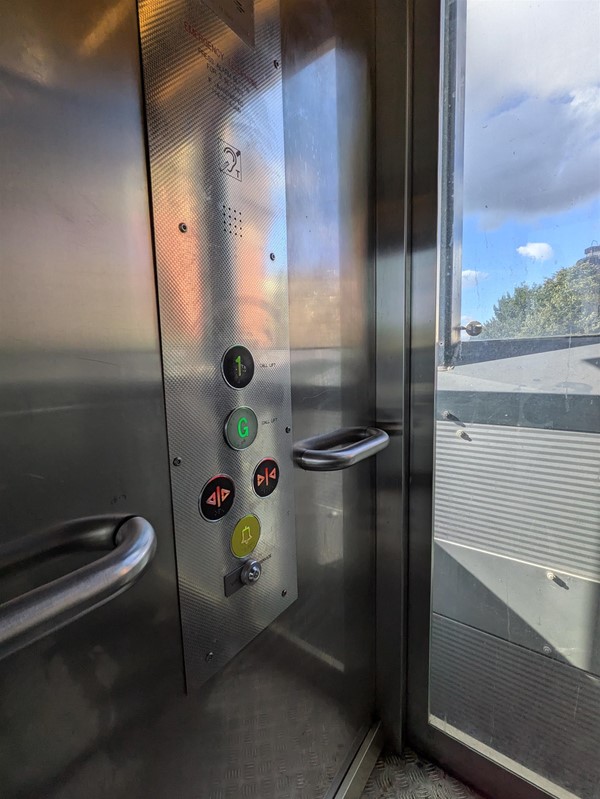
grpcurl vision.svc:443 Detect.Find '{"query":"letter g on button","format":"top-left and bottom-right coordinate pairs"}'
top-left (238, 417), bottom-right (249, 438)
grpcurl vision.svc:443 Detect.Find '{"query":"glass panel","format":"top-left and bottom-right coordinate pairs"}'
top-left (439, 0), bottom-right (600, 356)
top-left (430, 2), bottom-right (600, 797)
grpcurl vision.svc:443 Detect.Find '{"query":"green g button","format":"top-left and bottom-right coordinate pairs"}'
top-left (224, 407), bottom-right (258, 450)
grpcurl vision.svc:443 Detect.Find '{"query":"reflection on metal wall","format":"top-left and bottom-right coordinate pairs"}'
top-left (0, 0), bottom-right (379, 795)
top-left (0, 0), bottom-right (181, 794)
top-left (282, 0), bottom-right (377, 755)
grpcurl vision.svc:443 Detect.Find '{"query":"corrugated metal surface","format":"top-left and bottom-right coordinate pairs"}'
top-left (362, 749), bottom-right (482, 798)
top-left (362, 748), bottom-right (481, 798)
top-left (430, 615), bottom-right (600, 799)
top-left (434, 421), bottom-right (600, 580)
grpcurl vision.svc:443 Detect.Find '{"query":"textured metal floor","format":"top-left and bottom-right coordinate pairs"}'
top-left (362, 749), bottom-right (483, 799)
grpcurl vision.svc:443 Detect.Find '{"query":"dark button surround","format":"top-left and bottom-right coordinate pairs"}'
top-left (222, 345), bottom-right (254, 389)
top-left (199, 474), bottom-right (235, 521)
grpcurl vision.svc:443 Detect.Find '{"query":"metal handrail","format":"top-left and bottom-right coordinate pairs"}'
top-left (293, 426), bottom-right (390, 471)
top-left (0, 516), bottom-right (156, 661)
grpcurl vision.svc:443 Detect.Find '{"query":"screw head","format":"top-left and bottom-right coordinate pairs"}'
top-left (542, 645), bottom-right (552, 655)
top-left (240, 559), bottom-right (262, 586)
top-left (281, 589), bottom-right (287, 597)
top-left (172, 456), bottom-right (182, 467)
top-left (273, 60), bottom-right (280, 69)
top-left (464, 320), bottom-right (483, 337)
top-left (546, 571), bottom-right (556, 581)
top-left (285, 426), bottom-right (291, 434)
top-left (205, 651), bottom-right (214, 662)
top-left (178, 222), bottom-right (188, 233)
top-left (269, 252), bottom-right (276, 261)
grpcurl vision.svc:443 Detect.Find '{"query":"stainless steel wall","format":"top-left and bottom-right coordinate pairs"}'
top-left (0, 1), bottom-right (181, 795)
top-left (0, 0), bottom-right (377, 796)
top-left (374, 0), bottom-right (410, 750)
top-left (282, 0), bottom-right (377, 741)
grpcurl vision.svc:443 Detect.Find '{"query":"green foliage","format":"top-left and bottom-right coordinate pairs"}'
top-left (482, 259), bottom-right (600, 339)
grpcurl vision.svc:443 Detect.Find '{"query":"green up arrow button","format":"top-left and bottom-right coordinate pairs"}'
top-left (225, 407), bottom-right (258, 450)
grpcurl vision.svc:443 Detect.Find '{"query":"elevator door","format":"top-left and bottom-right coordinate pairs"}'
top-left (0, 0), bottom-right (380, 797)
top-left (408, 2), bottom-right (600, 798)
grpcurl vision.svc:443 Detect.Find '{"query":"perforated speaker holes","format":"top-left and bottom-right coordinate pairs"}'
top-left (222, 205), bottom-right (243, 238)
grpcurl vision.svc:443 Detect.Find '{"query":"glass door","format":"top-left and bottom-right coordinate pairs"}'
top-left (408, 2), bottom-right (600, 797)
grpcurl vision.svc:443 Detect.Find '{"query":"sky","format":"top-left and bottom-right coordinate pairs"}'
top-left (457, 0), bottom-right (600, 325)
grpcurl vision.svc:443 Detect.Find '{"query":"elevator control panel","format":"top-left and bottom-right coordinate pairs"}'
top-left (139, 0), bottom-right (297, 688)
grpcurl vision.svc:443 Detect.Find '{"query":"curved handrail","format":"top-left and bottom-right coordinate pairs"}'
top-left (293, 426), bottom-right (390, 471)
top-left (0, 516), bottom-right (156, 661)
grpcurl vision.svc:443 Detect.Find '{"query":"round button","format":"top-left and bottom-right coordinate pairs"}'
top-left (222, 345), bottom-right (254, 389)
top-left (199, 474), bottom-right (235, 521)
top-left (231, 514), bottom-right (261, 558)
top-left (224, 407), bottom-right (258, 450)
top-left (253, 458), bottom-right (280, 498)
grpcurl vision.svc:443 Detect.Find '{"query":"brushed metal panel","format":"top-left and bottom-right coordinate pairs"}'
top-left (374, 0), bottom-right (410, 751)
top-left (430, 614), bottom-right (600, 799)
top-left (4, 623), bottom-right (360, 799)
top-left (434, 421), bottom-right (600, 579)
top-left (335, 723), bottom-right (385, 799)
top-left (0, 0), bottom-right (181, 793)
top-left (434, 541), bottom-right (600, 676)
top-left (281, 0), bottom-right (377, 755)
top-left (139, 0), bottom-right (297, 687)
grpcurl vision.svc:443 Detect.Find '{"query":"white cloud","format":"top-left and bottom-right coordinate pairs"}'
top-left (462, 1), bottom-right (600, 225)
top-left (516, 243), bottom-right (554, 262)
top-left (465, 1), bottom-right (599, 117)
top-left (462, 269), bottom-right (489, 287)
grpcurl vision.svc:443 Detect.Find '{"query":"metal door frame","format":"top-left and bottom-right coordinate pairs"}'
top-left (403, 1), bottom-right (555, 797)
top-left (374, 0), bottom-right (411, 753)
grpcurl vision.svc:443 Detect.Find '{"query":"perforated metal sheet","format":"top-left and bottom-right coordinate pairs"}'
top-left (139, 0), bottom-right (297, 688)
top-left (362, 749), bottom-right (482, 799)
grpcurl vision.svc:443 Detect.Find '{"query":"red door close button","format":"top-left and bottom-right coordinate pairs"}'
top-left (199, 474), bottom-right (235, 521)
top-left (253, 458), bottom-right (279, 498)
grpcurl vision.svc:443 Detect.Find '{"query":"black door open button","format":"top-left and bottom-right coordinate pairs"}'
top-left (199, 474), bottom-right (235, 521)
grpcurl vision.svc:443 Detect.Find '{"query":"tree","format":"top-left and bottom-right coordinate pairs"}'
top-left (482, 258), bottom-right (600, 339)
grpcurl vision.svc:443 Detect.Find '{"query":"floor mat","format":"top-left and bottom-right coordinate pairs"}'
top-left (362, 748), bottom-right (483, 798)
